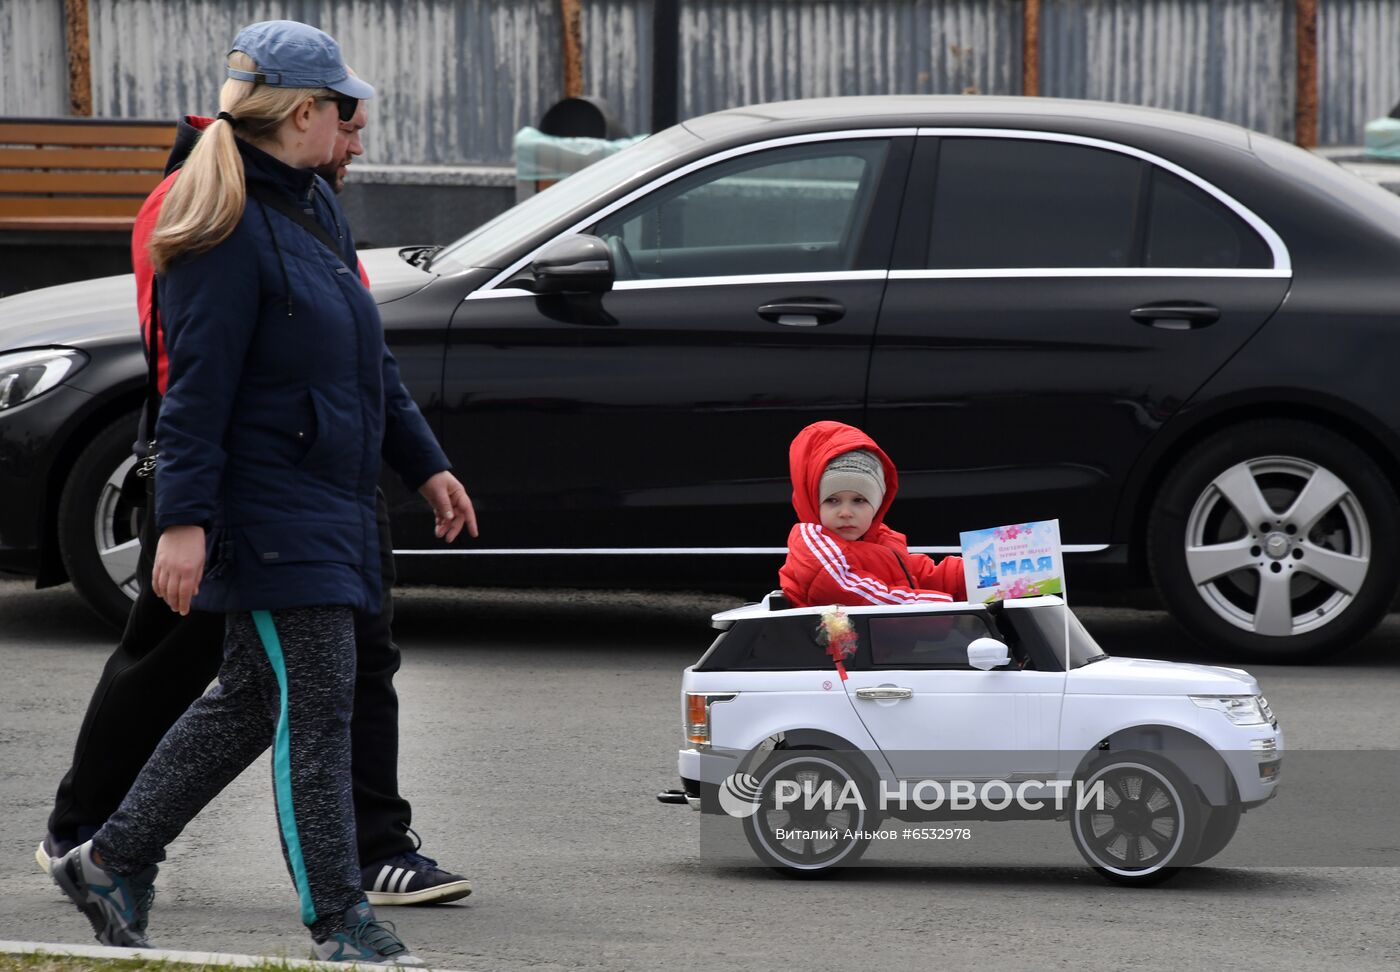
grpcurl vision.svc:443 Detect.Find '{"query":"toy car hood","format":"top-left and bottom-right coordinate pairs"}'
top-left (1067, 656), bottom-right (1259, 696)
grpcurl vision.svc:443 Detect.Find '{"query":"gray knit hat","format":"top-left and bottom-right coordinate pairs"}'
top-left (819, 449), bottom-right (885, 507)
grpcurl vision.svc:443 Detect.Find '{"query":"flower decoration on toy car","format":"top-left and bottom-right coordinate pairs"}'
top-left (816, 607), bottom-right (858, 681)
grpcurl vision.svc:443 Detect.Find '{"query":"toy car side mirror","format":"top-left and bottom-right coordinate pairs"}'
top-left (967, 637), bottom-right (1011, 671)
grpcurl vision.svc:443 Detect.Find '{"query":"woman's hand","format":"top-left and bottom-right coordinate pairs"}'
top-left (418, 471), bottom-right (479, 543)
top-left (152, 524), bottom-right (206, 615)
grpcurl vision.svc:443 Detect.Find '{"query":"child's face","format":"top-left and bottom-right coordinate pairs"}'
top-left (820, 490), bottom-right (876, 541)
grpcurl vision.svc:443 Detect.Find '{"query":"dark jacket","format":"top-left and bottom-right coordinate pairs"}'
top-left (154, 137), bottom-right (448, 613)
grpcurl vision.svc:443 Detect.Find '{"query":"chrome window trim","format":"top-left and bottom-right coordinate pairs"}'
top-left (889, 268), bottom-right (1291, 280)
top-left (464, 125), bottom-right (1290, 303)
top-left (914, 126), bottom-right (1292, 274)
top-left (466, 270), bottom-right (888, 300)
top-left (393, 544), bottom-right (1112, 556)
top-left (612, 270), bottom-right (888, 291)
top-left (466, 128), bottom-right (918, 300)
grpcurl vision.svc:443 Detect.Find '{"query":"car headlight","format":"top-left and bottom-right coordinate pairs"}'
top-left (1191, 694), bottom-right (1270, 726)
top-left (0, 348), bottom-right (88, 410)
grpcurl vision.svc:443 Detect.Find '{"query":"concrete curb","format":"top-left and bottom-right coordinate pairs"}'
top-left (0, 940), bottom-right (467, 971)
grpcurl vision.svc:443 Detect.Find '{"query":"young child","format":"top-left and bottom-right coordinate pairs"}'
top-left (780, 421), bottom-right (967, 607)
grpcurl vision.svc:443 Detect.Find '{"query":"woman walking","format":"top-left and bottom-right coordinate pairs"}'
top-left (51, 20), bottom-right (472, 963)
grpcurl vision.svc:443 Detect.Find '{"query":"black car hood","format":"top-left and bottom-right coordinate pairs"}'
top-left (357, 247), bottom-right (438, 303)
top-left (0, 273), bottom-right (139, 349)
top-left (0, 248), bottom-right (435, 350)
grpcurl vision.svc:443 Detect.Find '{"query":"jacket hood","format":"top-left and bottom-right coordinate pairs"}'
top-left (789, 421), bottom-right (900, 531)
top-left (165, 115), bottom-right (212, 175)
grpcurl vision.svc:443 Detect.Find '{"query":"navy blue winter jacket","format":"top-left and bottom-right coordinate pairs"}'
top-left (154, 138), bottom-right (449, 614)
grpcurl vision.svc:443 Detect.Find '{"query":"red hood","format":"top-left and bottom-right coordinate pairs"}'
top-left (788, 421), bottom-right (900, 532)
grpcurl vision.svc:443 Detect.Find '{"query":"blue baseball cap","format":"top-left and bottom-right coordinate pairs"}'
top-left (227, 20), bottom-right (374, 100)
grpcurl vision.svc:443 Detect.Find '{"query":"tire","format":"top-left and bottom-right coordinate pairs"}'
top-left (56, 411), bottom-right (145, 629)
top-left (741, 749), bottom-right (875, 876)
top-left (1071, 751), bottom-right (1204, 887)
top-left (1188, 800), bottom-right (1242, 866)
top-left (1148, 420), bottom-right (1399, 662)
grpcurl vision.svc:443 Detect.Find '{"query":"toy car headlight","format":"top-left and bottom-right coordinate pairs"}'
top-left (0, 348), bottom-right (87, 410)
top-left (1191, 694), bottom-right (1270, 726)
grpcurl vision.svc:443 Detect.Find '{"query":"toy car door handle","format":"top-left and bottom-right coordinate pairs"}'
top-left (756, 299), bottom-right (845, 327)
top-left (855, 686), bottom-right (913, 700)
top-left (1129, 302), bottom-right (1220, 330)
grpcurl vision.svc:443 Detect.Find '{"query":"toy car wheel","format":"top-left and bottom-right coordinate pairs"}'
top-left (1071, 751), bottom-right (1204, 887)
top-left (1148, 420), bottom-right (1398, 662)
top-left (1188, 799), bottom-right (1242, 866)
top-left (742, 749), bottom-right (874, 876)
top-left (57, 411), bottom-right (145, 628)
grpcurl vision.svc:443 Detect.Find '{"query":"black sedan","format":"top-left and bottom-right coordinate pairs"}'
top-left (1, 95), bottom-right (1396, 661)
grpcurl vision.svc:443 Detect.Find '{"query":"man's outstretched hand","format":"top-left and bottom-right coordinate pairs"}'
top-left (418, 470), bottom-right (478, 543)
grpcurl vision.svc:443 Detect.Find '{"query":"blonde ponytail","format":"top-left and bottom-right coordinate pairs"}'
top-left (149, 52), bottom-right (332, 271)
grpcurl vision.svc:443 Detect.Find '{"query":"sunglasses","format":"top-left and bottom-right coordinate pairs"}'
top-left (317, 95), bottom-right (359, 123)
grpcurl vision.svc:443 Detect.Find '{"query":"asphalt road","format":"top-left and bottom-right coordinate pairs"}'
top-left (1, 579), bottom-right (1397, 971)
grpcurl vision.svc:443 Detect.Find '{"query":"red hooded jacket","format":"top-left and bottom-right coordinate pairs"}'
top-left (779, 421), bottom-right (967, 607)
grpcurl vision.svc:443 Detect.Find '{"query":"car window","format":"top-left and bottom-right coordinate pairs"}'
top-left (927, 138), bottom-right (1141, 269)
top-left (1145, 167), bottom-right (1272, 269)
top-left (432, 126), bottom-right (700, 272)
top-left (868, 613), bottom-right (996, 668)
top-left (593, 139), bottom-right (889, 281)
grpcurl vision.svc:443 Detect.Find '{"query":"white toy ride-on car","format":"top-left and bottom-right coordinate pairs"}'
top-left (658, 593), bottom-right (1282, 886)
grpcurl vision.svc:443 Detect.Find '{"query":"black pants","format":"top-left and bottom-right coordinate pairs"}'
top-left (48, 485), bottom-right (415, 867)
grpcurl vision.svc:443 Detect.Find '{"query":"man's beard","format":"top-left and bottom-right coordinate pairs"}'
top-left (315, 161), bottom-right (348, 193)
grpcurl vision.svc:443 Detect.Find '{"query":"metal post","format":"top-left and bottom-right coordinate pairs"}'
top-left (1022, 0), bottom-right (1040, 97)
top-left (561, 0), bottom-right (584, 99)
top-left (651, 0), bottom-right (680, 132)
top-left (1295, 0), bottom-right (1318, 147)
top-left (64, 0), bottom-right (93, 116)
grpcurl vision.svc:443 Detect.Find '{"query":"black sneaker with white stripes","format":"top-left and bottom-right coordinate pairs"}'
top-left (362, 850), bottom-right (471, 906)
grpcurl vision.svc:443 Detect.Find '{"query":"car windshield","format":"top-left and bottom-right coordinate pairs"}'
top-left (431, 126), bottom-right (701, 272)
top-left (1009, 602), bottom-right (1108, 671)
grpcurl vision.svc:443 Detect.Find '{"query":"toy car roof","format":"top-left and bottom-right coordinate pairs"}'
top-left (711, 592), bottom-right (1067, 628)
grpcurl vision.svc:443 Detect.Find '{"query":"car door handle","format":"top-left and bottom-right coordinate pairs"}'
top-left (1129, 302), bottom-right (1221, 330)
top-left (756, 299), bottom-right (845, 327)
top-left (855, 687), bottom-right (913, 700)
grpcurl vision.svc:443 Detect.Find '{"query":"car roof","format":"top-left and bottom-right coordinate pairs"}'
top-left (712, 593), bottom-right (1066, 625)
top-left (683, 95), bottom-right (1253, 152)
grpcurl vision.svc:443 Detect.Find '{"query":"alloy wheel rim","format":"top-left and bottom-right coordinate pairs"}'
top-left (753, 757), bottom-right (864, 869)
top-left (93, 454), bottom-right (143, 601)
top-left (1075, 763), bottom-right (1183, 874)
top-left (1183, 456), bottom-right (1370, 638)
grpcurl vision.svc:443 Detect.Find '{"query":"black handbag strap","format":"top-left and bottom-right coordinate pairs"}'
top-left (143, 275), bottom-right (161, 445)
top-left (247, 183), bottom-right (344, 259)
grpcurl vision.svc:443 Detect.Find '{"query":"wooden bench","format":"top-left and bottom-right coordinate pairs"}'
top-left (0, 117), bottom-right (176, 232)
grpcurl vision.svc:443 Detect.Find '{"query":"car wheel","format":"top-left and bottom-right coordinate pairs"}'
top-left (742, 749), bottom-right (873, 876)
top-left (1188, 799), bottom-right (1242, 866)
top-left (1070, 751), bottom-right (1203, 887)
top-left (1148, 420), bottom-right (1398, 661)
top-left (56, 411), bottom-right (145, 628)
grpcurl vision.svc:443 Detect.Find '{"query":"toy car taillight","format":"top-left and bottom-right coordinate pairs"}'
top-left (685, 693), bottom-right (734, 748)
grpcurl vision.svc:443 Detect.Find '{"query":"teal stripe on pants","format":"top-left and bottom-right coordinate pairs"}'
top-left (251, 609), bottom-right (317, 926)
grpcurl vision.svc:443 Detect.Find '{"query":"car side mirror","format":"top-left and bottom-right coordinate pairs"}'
top-left (525, 234), bottom-right (614, 294)
top-left (967, 637), bottom-right (1011, 671)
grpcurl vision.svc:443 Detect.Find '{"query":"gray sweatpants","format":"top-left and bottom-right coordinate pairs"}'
top-left (93, 606), bottom-right (360, 941)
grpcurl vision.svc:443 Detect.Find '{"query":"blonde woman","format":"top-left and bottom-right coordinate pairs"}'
top-left (51, 21), bottom-right (472, 963)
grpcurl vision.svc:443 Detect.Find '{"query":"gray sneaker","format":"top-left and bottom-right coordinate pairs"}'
top-left (51, 841), bottom-right (156, 947)
top-left (311, 900), bottom-right (424, 965)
